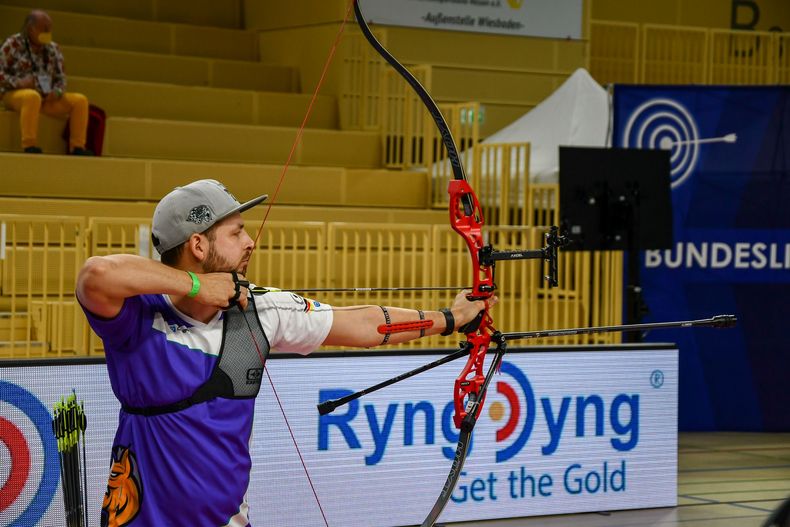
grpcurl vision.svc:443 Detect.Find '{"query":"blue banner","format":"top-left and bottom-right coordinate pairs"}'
top-left (613, 86), bottom-right (790, 431)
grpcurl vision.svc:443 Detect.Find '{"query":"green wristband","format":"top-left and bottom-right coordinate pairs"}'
top-left (186, 271), bottom-right (200, 298)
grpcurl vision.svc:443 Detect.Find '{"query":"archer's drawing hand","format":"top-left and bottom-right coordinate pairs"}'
top-left (193, 272), bottom-right (249, 311)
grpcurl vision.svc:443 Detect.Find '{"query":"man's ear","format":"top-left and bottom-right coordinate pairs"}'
top-left (186, 233), bottom-right (208, 262)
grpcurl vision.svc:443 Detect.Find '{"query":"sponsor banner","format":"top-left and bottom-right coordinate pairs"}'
top-left (358, 0), bottom-right (582, 39)
top-left (1, 347), bottom-right (677, 526)
top-left (613, 86), bottom-right (790, 431)
top-left (0, 372), bottom-right (112, 527)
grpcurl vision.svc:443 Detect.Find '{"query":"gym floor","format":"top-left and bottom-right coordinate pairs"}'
top-left (445, 432), bottom-right (790, 527)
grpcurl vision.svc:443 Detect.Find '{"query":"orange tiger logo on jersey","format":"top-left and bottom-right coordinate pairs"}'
top-left (101, 445), bottom-right (142, 527)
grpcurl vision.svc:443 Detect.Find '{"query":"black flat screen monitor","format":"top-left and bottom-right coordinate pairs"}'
top-left (559, 146), bottom-right (673, 251)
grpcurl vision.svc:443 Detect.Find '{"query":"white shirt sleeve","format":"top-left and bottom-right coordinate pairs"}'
top-left (252, 289), bottom-right (333, 355)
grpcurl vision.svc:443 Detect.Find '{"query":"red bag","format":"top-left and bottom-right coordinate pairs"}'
top-left (62, 104), bottom-right (106, 156)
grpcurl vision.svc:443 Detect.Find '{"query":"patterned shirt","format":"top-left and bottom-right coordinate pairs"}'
top-left (0, 32), bottom-right (66, 95)
top-left (81, 290), bottom-right (333, 526)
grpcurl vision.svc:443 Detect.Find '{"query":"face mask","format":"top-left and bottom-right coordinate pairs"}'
top-left (37, 32), bottom-right (52, 45)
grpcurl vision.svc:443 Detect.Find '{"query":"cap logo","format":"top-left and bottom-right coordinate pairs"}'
top-left (187, 205), bottom-right (213, 225)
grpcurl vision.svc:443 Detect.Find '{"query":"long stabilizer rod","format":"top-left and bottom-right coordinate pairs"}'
top-left (500, 314), bottom-right (736, 342)
top-left (316, 314), bottom-right (736, 415)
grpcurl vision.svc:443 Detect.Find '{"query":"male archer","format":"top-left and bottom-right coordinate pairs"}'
top-left (76, 179), bottom-right (494, 526)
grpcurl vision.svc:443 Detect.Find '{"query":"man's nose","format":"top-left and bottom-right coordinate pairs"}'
top-left (243, 230), bottom-right (255, 250)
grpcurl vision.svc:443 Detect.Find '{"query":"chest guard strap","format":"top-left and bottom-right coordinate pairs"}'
top-left (122, 297), bottom-right (270, 416)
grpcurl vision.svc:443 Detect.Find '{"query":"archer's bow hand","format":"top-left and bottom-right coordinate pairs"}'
top-left (449, 290), bottom-right (498, 334)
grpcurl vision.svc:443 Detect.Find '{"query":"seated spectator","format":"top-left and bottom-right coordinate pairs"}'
top-left (0, 10), bottom-right (91, 155)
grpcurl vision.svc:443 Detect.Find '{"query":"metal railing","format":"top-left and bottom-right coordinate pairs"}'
top-left (340, 27), bottom-right (387, 131)
top-left (0, 215), bottom-right (86, 358)
top-left (1, 211), bottom-right (622, 357)
top-left (589, 20), bottom-right (640, 84)
top-left (641, 24), bottom-right (709, 84)
top-left (591, 20), bottom-right (790, 86)
top-left (709, 29), bottom-right (777, 84)
top-left (380, 64), bottom-right (434, 168)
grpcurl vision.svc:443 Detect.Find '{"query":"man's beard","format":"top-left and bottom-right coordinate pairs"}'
top-left (203, 244), bottom-right (249, 275)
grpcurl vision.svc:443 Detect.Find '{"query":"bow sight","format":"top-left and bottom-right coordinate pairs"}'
top-left (448, 178), bottom-right (568, 306)
top-left (478, 225), bottom-right (569, 288)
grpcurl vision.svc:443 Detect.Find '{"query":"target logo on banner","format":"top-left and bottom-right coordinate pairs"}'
top-left (490, 361), bottom-right (535, 463)
top-left (622, 98), bottom-right (701, 188)
top-left (0, 381), bottom-right (60, 527)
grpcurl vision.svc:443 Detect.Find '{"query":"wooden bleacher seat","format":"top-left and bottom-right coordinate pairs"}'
top-left (0, 155), bottom-right (430, 209)
top-left (0, 0), bottom-right (245, 28)
top-left (0, 5), bottom-right (257, 60)
top-left (59, 46), bottom-right (298, 91)
top-left (66, 77), bottom-right (337, 128)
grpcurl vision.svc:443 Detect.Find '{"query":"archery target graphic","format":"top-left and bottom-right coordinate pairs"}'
top-left (0, 381), bottom-right (59, 526)
top-left (488, 361), bottom-right (535, 463)
top-left (622, 98), bottom-right (700, 189)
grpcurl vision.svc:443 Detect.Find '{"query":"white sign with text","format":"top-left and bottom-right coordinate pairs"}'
top-left (358, 0), bottom-right (583, 39)
top-left (1, 347), bottom-right (677, 526)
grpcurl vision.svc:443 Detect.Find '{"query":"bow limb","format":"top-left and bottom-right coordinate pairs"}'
top-left (352, 0), bottom-right (466, 183)
top-left (354, 1), bottom-right (498, 525)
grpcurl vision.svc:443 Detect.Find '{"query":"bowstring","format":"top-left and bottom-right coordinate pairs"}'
top-left (253, 0), bottom-right (356, 247)
top-left (238, 305), bottom-right (331, 526)
top-left (245, 1), bottom-right (356, 525)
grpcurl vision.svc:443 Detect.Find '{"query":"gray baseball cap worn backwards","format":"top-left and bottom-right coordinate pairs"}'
top-left (151, 179), bottom-right (268, 254)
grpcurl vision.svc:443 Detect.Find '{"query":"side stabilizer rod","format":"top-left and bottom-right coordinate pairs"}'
top-left (317, 345), bottom-right (470, 415)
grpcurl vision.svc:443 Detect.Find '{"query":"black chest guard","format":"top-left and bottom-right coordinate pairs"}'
top-left (122, 297), bottom-right (270, 416)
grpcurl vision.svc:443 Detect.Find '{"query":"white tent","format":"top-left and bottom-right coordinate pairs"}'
top-left (483, 68), bottom-right (609, 183)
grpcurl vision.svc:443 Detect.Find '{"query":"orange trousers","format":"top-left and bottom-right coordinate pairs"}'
top-left (2, 89), bottom-right (88, 150)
